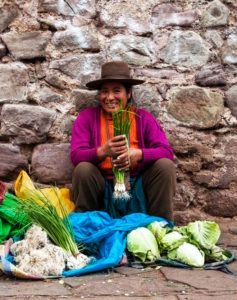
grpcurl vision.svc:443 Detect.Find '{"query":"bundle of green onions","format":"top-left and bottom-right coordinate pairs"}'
top-left (112, 105), bottom-right (132, 200)
top-left (13, 189), bottom-right (80, 256)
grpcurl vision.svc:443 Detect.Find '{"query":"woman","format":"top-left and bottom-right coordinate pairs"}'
top-left (70, 61), bottom-right (176, 220)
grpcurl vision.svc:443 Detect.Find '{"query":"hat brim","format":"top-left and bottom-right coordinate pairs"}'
top-left (86, 78), bottom-right (145, 90)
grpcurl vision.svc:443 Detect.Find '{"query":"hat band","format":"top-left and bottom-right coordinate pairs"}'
top-left (101, 75), bottom-right (131, 80)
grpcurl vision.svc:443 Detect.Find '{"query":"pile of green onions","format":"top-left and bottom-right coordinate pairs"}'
top-left (13, 189), bottom-right (80, 256)
top-left (112, 105), bottom-right (132, 200)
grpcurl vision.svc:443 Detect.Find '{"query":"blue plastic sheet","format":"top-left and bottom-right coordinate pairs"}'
top-left (63, 211), bottom-right (172, 277)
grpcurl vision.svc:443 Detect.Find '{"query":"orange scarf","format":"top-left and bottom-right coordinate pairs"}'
top-left (99, 107), bottom-right (139, 176)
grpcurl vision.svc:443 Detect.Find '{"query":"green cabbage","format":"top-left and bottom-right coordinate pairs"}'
top-left (183, 220), bottom-right (221, 250)
top-left (204, 245), bottom-right (229, 262)
top-left (147, 221), bottom-right (168, 246)
top-left (127, 227), bottom-right (160, 262)
top-left (168, 242), bottom-right (205, 267)
top-left (160, 231), bottom-right (186, 252)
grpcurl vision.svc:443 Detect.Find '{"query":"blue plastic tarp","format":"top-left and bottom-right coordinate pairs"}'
top-left (63, 211), bottom-right (172, 277)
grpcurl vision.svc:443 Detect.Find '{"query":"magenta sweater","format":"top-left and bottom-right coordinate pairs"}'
top-left (70, 107), bottom-right (173, 175)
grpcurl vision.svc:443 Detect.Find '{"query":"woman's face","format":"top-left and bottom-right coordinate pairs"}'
top-left (98, 81), bottom-right (131, 114)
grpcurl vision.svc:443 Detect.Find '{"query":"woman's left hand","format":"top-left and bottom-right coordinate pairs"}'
top-left (112, 148), bottom-right (143, 171)
top-left (112, 151), bottom-right (130, 171)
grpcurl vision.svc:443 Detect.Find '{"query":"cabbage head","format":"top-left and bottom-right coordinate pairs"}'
top-left (204, 245), bottom-right (229, 262)
top-left (168, 242), bottom-right (205, 267)
top-left (160, 231), bottom-right (186, 252)
top-left (184, 220), bottom-right (220, 250)
top-left (147, 221), bottom-right (168, 245)
top-left (127, 227), bottom-right (160, 262)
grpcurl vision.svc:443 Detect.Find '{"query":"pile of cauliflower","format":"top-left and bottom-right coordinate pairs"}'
top-left (10, 225), bottom-right (91, 276)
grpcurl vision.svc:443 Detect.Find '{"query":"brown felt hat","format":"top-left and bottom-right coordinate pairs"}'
top-left (86, 61), bottom-right (145, 90)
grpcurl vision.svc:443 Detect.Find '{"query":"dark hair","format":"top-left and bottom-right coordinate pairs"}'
top-left (123, 83), bottom-right (132, 93)
top-left (122, 83), bottom-right (134, 103)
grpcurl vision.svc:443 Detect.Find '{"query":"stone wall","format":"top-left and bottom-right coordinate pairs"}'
top-left (0, 0), bottom-right (237, 223)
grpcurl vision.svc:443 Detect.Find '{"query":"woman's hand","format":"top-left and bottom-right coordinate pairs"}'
top-left (97, 135), bottom-right (128, 161)
top-left (113, 148), bottom-right (143, 171)
top-left (97, 137), bottom-right (143, 171)
top-left (112, 151), bottom-right (130, 171)
top-left (129, 148), bottom-right (143, 169)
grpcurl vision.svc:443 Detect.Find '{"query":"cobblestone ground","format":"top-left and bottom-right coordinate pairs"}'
top-left (1, 219), bottom-right (237, 300)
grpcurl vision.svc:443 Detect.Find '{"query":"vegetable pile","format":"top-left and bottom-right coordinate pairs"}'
top-left (11, 224), bottom-right (91, 276)
top-left (9, 190), bottom-right (92, 276)
top-left (13, 190), bottom-right (79, 256)
top-left (127, 220), bottom-right (229, 267)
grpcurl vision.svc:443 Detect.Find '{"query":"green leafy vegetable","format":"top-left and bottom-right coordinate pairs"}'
top-left (204, 245), bottom-right (229, 262)
top-left (180, 220), bottom-right (221, 250)
top-left (13, 189), bottom-right (81, 256)
top-left (112, 104), bottom-right (132, 200)
top-left (160, 231), bottom-right (186, 252)
top-left (168, 242), bottom-right (205, 267)
top-left (147, 221), bottom-right (168, 247)
top-left (127, 227), bottom-right (160, 262)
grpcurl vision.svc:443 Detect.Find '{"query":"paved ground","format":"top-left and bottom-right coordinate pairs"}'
top-left (1, 218), bottom-right (237, 300)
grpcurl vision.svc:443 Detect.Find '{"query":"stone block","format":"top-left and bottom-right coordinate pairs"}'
top-left (226, 85), bottom-right (237, 117)
top-left (201, 0), bottom-right (229, 27)
top-left (98, 0), bottom-right (152, 34)
top-left (160, 31), bottom-right (210, 68)
top-left (195, 64), bottom-right (226, 87)
top-left (151, 4), bottom-right (198, 28)
top-left (31, 143), bottom-right (73, 184)
top-left (108, 34), bottom-right (153, 66)
top-left (0, 143), bottom-right (28, 180)
top-left (167, 86), bottom-right (224, 129)
top-left (52, 25), bottom-right (100, 51)
top-left (71, 89), bottom-right (98, 111)
top-left (0, 5), bottom-right (19, 33)
top-left (1, 31), bottom-right (52, 60)
top-left (0, 104), bottom-right (56, 144)
top-left (50, 54), bottom-right (105, 87)
top-left (0, 62), bottom-right (28, 103)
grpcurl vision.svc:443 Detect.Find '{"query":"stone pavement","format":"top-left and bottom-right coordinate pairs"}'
top-left (1, 219), bottom-right (237, 300)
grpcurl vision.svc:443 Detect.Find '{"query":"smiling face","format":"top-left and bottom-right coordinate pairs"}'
top-left (98, 81), bottom-right (131, 115)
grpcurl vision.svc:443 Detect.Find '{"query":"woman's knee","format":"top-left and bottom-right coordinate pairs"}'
top-left (143, 158), bottom-right (176, 189)
top-left (73, 162), bottom-right (97, 180)
top-left (153, 158), bottom-right (176, 176)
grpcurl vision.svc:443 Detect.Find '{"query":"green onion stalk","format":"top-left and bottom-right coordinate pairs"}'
top-left (112, 104), bottom-right (132, 201)
top-left (13, 188), bottom-right (81, 257)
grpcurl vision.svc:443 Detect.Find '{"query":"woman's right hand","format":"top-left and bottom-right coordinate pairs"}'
top-left (97, 135), bottom-right (128, 161)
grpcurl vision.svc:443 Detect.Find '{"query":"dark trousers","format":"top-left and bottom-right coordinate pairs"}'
top-left (72, 158), bottom-right (176, 221)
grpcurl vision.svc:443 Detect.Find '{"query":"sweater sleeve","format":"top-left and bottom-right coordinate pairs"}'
top-left (70, 108), bottom-right (100, 166)
top-left (139, 109), bottom-right (174, 163)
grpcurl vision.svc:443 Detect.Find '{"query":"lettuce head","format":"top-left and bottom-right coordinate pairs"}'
top-left (160, 231), bottom-right (186, 252)
top-left (204, 245), bottom-right (229, 262)
top-left (147, 221), bottom-right (168, 245)
top-left (185, 220), bottom-right (221, 250)
top-left (168, 242), bottom-right (205, 267)
top-left (127, 227), bottom-right (160, 262)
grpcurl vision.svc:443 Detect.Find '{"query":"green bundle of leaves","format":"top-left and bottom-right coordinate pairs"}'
top-left (13, 189), bottom-right (80, 256)
top-left (112, 105), bottom-right (132, 137)
top-left (112, 105), bottom-right (133, 199)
